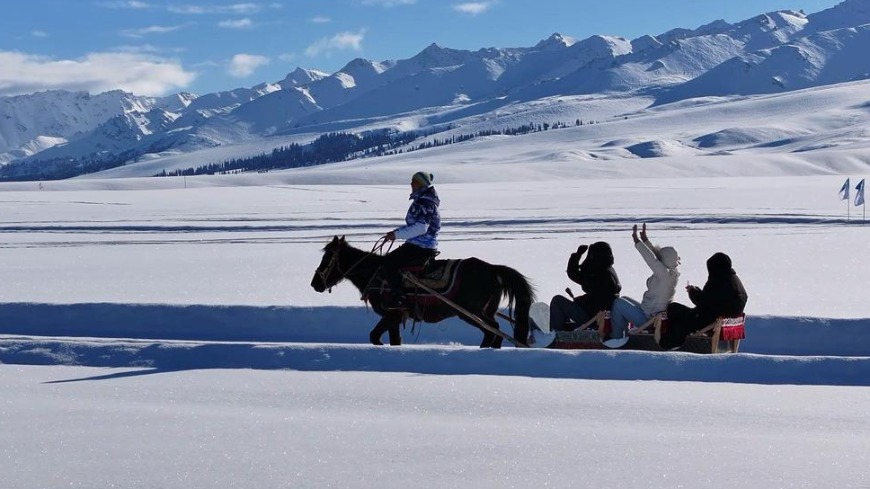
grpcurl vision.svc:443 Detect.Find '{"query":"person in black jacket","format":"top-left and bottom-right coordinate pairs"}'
top-left (660, 252), bottom-right (748, 349)
top-left (549, 241), bottom-right (621, 332)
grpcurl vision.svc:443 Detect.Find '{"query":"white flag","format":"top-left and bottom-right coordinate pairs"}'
top-left (856, 179), bottom-right (865, 207)
top-left (839, 178), bottom-right (850, 200)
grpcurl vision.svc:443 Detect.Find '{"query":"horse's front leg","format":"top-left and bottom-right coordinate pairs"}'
top-left (369, 312), bottom-right (402, 346)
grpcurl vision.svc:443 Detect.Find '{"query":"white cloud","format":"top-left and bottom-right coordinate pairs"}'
top-left (218, 18), bottom-right (254, 29)
top-left (120, 25), bottom-right (185, 38)
top-left (452, 2), bottom-right (493, 15)
top-left (31, 31), bottom-right (49, 38)
top-left (98, 0), bottom-right (153, 8)
top-left (278, 53), bottom-right (296, 62)
top-left (169, 3), bottom-right (262, 14)
top-left (0, 51), bottom-right (196, 97)
top-left (114, 44), bottom-right (162, 53)
top-left (362, 0), bottom-right (416, 6)
top-left (305, 30), bottom-right (365, 57)
top-left (309, 16), bottom-right (331, 23)
top-left (227, 53), bottom-right (270, 77)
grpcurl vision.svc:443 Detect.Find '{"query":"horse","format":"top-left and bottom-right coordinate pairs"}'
top-left (310, 236), bottom-right (535, 348)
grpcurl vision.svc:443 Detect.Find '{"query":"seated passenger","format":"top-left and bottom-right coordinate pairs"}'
top-left (611, 224), bottom-right (680, 338)
top-left (549, 241), bottom-right (621, 334)
top-left (660, 252), bottom-right (748, 350)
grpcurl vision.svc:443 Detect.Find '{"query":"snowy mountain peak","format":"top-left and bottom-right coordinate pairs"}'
top-left (535, 33), bottom-right (578, 51)
top-left (831, 0), bottom-right (870, 13)
top-left (631, 34), bottom-right (663, 53)
top-left (410, 43), bottom-right (474, 68)
top-left (338, 58), bottom-right (391, 77)
top-left (571, 34), bottom-right (632, 59)
top-left (743, 10), bottom-right (808, 32)
top-left (0, 89), bottom-right (151, 157)
top-left (156, 92), bottom-right (198, 113)
top-left (809, 0), bottom-right (870, 32)
top-left (279, 67), bottom-right (329, 89)
top-left (252, 82), bottom-right (281, 96)
top-left (726, 10), bottom-right (810, 48)
top-left (657, 19), bottom-right (733, 44)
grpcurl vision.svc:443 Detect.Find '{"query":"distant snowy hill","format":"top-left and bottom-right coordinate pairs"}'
top-left (3, 0), bottom-right (870, 179)
top-left (0, 90), bottom-right (155, 164)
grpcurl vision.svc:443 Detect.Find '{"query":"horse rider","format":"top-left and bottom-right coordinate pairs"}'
top-left (380, 171), bottom-right (441, 306)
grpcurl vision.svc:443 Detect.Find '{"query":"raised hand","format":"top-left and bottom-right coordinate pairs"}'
top-left (640, 223), bottom-right (648, 242)
top-left (632, 224), bottom-right (639, 243)
top-left (576, 244), bottom-right (588, 255)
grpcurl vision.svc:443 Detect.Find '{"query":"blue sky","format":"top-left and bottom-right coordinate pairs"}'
top-left (0, 0), bottom-right (842, 97)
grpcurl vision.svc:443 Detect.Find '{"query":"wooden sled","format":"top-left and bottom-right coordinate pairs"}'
top-left (627, 312), bottom-right (746, 354)
top-left (524, 305), bottom-right (628, 350)
top-left (525, 301), bottom-right (746, 354)
top-left (548, 311), bottom-right (631, 350)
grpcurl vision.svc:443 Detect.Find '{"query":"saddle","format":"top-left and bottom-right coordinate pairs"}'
top-left (399, 259), bottom-right (462, 295)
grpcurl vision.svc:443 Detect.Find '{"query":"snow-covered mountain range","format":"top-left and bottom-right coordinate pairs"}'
top-left (2, 0), bottom-right (870, 177)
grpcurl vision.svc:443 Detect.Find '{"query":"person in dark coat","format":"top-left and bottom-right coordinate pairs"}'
top-left (660, 252), bottom-right (748, 349)
top-left (549, 241), bottom-right (621, 332)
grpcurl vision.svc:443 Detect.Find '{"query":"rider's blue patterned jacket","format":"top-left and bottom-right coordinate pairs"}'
top-left (393, 185), bottom-right (441, 250)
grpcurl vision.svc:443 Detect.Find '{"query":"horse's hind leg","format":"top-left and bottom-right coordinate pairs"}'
top-left (483, 299), bottom-right (503, 349)
top-left (459, 314), bottom-right (502, 349)
top-left (388, 321), bottom-right (402, 346)
top-left (484, 317), bottom-right (505, 349)
top-left (369, 312), bottom-right (402, 346)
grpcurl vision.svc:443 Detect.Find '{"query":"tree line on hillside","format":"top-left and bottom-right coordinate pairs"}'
top-left (158, 119), bottom-right (593, 178)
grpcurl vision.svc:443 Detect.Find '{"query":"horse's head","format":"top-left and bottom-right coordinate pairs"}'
top-left (311, 235), bottom-right (347, 293)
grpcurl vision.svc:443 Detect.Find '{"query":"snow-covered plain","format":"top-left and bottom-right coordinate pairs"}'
top-left (2, 81), bottom-right (870, 488)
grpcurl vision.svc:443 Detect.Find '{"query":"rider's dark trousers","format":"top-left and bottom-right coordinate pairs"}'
top-left (381, 243), bottom-right (437, 293)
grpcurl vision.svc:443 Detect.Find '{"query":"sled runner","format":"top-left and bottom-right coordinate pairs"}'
top-left (525, 302), bottom-right (745, 354)
top-left (526, 303), bottom-right (629, 350)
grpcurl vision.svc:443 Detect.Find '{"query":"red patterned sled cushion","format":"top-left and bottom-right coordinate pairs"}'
top-left (719, 315), bottom-right (746, 341)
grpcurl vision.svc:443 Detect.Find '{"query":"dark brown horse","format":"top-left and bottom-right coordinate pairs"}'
top-left (310, 236), bottom-right (535, 348)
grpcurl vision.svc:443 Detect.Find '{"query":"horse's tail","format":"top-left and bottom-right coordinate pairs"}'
top-left (492, 264), bottom-right (536, 344)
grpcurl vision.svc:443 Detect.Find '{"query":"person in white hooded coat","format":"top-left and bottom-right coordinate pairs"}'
top-left (610, 224), bottom-right (680, 337)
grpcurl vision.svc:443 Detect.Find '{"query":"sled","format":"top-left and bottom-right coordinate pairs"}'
top-left (526, 302), bottom-right (745, 354)
top-left (526, 302), bottom-right (629, 350)
top-left (628, 312), bottom-right (746, 354)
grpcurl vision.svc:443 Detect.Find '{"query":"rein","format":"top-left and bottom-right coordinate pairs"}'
top-left (318, 237), bottom-right (393, 293)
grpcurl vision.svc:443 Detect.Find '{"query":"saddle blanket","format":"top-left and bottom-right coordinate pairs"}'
top-left (400, 259), bottom-right (462, 295)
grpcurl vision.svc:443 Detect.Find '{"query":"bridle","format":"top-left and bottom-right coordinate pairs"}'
top-left (316, 237), bottom-right (393, 293)
top-left (316, 245), bottom-right (344, 293)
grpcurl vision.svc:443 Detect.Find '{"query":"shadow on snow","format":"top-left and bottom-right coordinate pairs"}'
top-left (0, 302), bottom-right (868, 387)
